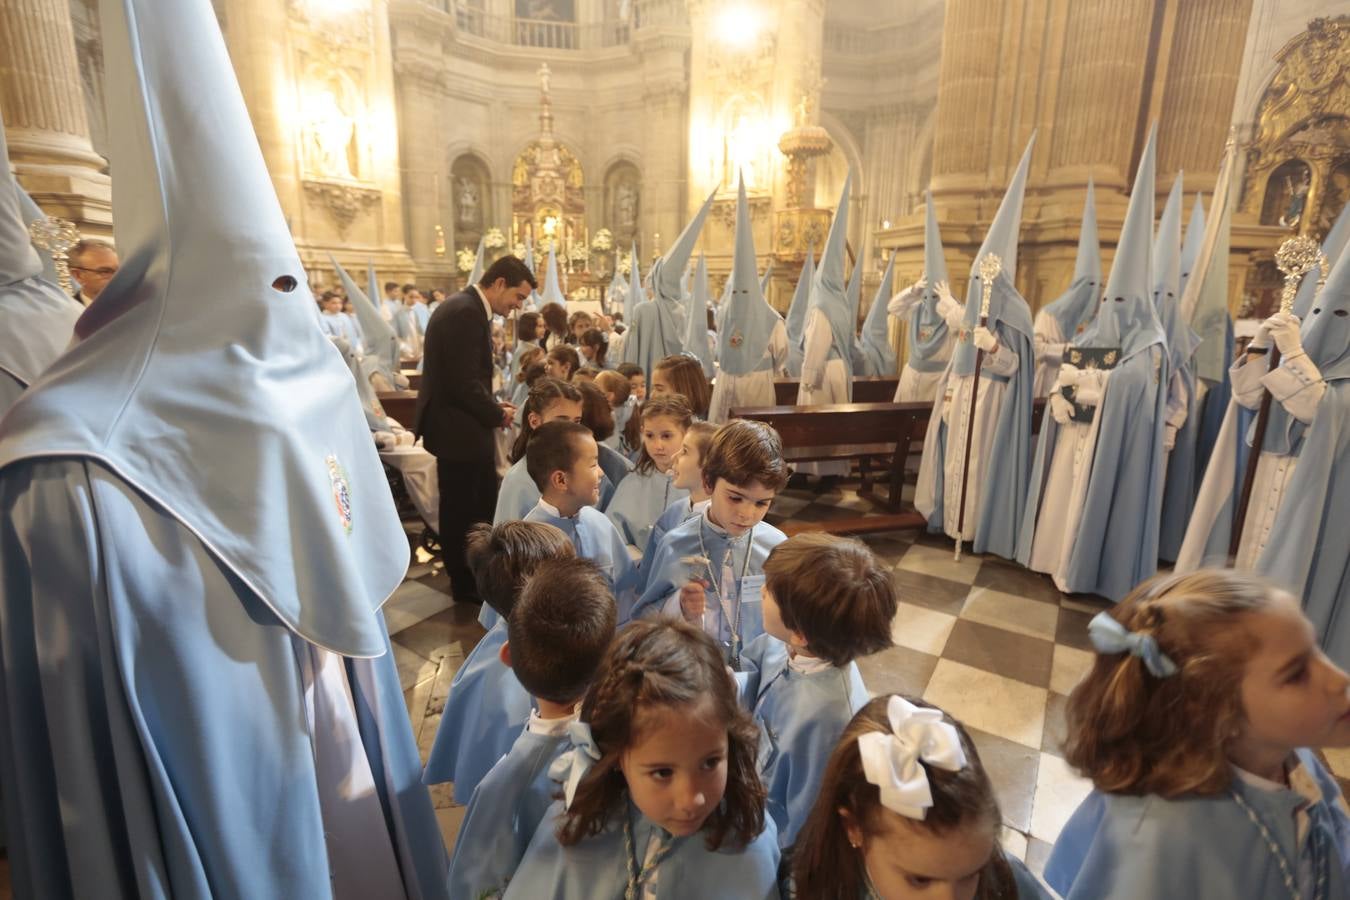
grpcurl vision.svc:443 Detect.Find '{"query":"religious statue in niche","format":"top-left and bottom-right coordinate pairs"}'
top-left (614, 180), bottom-right (638, 230)
top-left (457, 176), bottom-right (482, 229)
top-left (1260, 160), bottom-right (1312, 228)
top-left (1281, 166), bottom-right (1312, 227)
top-left (1317, 160), bottom-right (1350, 237)
top-left (304, 81), bottom-right (359, 181)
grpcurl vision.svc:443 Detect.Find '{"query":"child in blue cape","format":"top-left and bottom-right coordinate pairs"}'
top-left (605, 393), bottom-right (693, 556)
top-left (503, 619), bottom-right (781, 900)
top-left (594, 370), bottom-right (634, 453)
top-left (647, 421), bottom-right (717, 567)
top-left (448, 557), bottom-right (616, 899)
top-left (632, 419), bottom-right (789, 669)
top-left (1046, 569), bottom-right (1350, 899)
top-left (741, 533), bottom-right (897, 846)
top-left (494, 377), bottom-right (585, 526)
top-left (523, 420), bottom-right (640, 620)
top-left (423, 521), bottom-right (572, 802)
top-left (577, 380), bottom-right (632, 501)
top-left (792, 695), bottom-right (1051, 899)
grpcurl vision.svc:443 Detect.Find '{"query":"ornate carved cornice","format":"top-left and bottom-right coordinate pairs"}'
top-left (303, 179), bottom-right (381, 236)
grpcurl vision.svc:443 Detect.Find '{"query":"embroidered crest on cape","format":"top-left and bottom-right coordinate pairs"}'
top-left (326, 454), bottom-right (354, 534)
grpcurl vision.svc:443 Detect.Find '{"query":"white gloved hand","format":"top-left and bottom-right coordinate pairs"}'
top-left (1057, 362), bottom-right (1083, 389)
top-left (1075, 378), bottom-right (1104, 407)
top-left (1249, 319), bottom-right (1272, 351)
top-left (972, 326), bottom-right (998, 352)
top-left (374, 430), bottom-right (397, 451)
top-left (395, 429), bottom-right (416, 447)
top-left (1163, 424), bottom-right (1178, 451)
top-left (913, 275), bottom-right (928, 294)
top-left (1050, 392), bottom-right (1074, 424)
top-left (1267, 311), bottom-right (1304, 356)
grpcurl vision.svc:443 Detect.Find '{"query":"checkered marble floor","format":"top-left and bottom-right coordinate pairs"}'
top-left (385, 483), bottom-right (1350, 886)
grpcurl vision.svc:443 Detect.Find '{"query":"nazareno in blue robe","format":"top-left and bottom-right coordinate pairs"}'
top-left (737, 634), bottom-right (870, 847)
top-left (422, 618), bottom-right (533, 804)
top-left (1045, 750), bottom-right (1350, 900)
top-left (503, 798), bottom-right (782, 900)
top-left (447, 725), bottom-right (569, 900)
top-left (524, 501), bottom-right (642, 622)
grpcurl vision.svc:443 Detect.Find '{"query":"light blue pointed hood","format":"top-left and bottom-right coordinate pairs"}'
top-left (1153, 172), bottom-right (1199, 370)
top-left (953, 135), bottom-right (1036, 375)
top-left (608, 265), bottom-right (625, 315)
top-left (366, 260), bottom-right (379, 312)
top-left (1178, 193), bottom-right (1205, 301)
top-left (650, 191), bottom-right (716, 307)
top-left (786, 245), bottom-right (814, 345)
top-left (1085, 124), bottom-right (1165, 362)
top-left (14, 184), bottom-right (63, 287)
top-left (859, 252), bottom-right (897, 375)
top-left (0, 104), bottom-right (81, 389)
top-left (806, 172), bottom-right (858, 382)
top-left (523, 237), bottom-right (542, 311)
top-left (1293, 200), bottom-right (1350, 318)
top-left (332, 335), bottom-right (390, 432)
top-left (720, 176), bottom-right (782, 376)
top-left (332, 253), bottom-right (399, 382)
top-left (1042, 179), bottom-right (1102, 339)
top-left (908, 192), bottom-right (951, 369)
top-left (759, 259), bottom-right (774, 296)
top-left (684, 254), bottom-right (715, 377)
top-left (625, 242), bottom-right (641, 322)
top-left (0, 0), bottom-right (405, 657)
top-left (1301, 223), bottom-right (1350, 382)
top-left (540, 243), bottom-right (566, 308)
top-left (467, 235), bottom-right (486, 286)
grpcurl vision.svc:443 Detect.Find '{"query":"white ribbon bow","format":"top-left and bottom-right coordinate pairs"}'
top-left (548, 720), bottom-right (603, 810)
top-left (857, 696), bottom-right (968, 820)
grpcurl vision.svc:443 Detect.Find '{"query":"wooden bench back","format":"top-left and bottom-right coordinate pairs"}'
top-left (772, 376), bottom-right (899, 406)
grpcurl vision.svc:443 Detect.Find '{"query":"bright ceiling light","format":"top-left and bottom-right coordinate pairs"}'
top-left (715, 5), bottom-right (762, 50)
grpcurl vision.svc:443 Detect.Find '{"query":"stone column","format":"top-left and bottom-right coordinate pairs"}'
top-left (0, 0), bottom-right (112, 232)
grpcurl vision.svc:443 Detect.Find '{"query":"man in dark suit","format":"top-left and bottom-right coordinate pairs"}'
top-left (417, 255), bottom-right (535, 603)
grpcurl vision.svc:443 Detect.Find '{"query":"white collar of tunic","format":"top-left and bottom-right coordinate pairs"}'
top-left (527, 708), bottom-right (578, 737)
top-left (535, 498), bottom-right (577, 521)
top-left (787, 651), bottom-right (833, 675)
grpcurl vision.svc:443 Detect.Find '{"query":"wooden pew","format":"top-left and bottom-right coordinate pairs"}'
top-left (377, 390), bottom-right (420, 429)
top-left (732, 398), bottom-right (1045, 537)
top-left (772, 375), bottom-right (899, 406)
top-left (403, 371), bottom-right (423, 392)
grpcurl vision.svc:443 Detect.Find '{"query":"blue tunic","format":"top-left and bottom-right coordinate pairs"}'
top-left (0, 460), bottom-right (449, 900)
top-left (738, 634), bottom-right (870, 847)
top-left (504, 800), bottom-right (781, 900)
top-left (524, 501), bottom-right (642, 622)
top-left (447, 725), bottom-right (568, 900)
top-left (632, 510), bottom-right (786, 662)
top-left (646, 496), bottom-right (709, 584)
top-left (422, 619), bottom-right (533, 804)
top-left (1046, 750), bottom-right (1350, 900)
top-left (605, 468), bottom-right (688, 555)
top-left (598, 442), bottom-right (633, 496)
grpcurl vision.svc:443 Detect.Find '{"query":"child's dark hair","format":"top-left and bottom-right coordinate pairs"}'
top-left (464, 521), bottom-right (575, 619)
top-left (516, 311), bottom-right (540, 342)
top-left (763, 533), bottom-right (896, 667)
top-left (616, 363), bottom-right (643, 382)
top-left (547, 344), bottom-right (581, 380)
top-left (594, 369), bottom-right (630, 406)
top-left (702, 419), bottom-right (791, 493)
top-left (1063, 569), bottom-right (1280, 798)
top-left (508, 558), bottom-right (617, 705)
top-left (633, 393), bottom-right (694, 475)
top-left (510, 377), bottom-right (582, 463)
top-left (567, 310), bottom-right (594, 337)
top-left (525, 420), bottom-right (594, 494)
top-left (576, 380), bottom-right (615, 442)
top-left (558, 619), bottom-right (766, 851)
top-left (541, 302), bottom-right (568, 335)
top-left (792, 696), bottom-right (1016, 900)
top-left (579, 328), bottom-right (609, 367)
top-left (684, 420), bottom-right (718, 465)
top-left (654, 354), bottom-right (711, 419)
